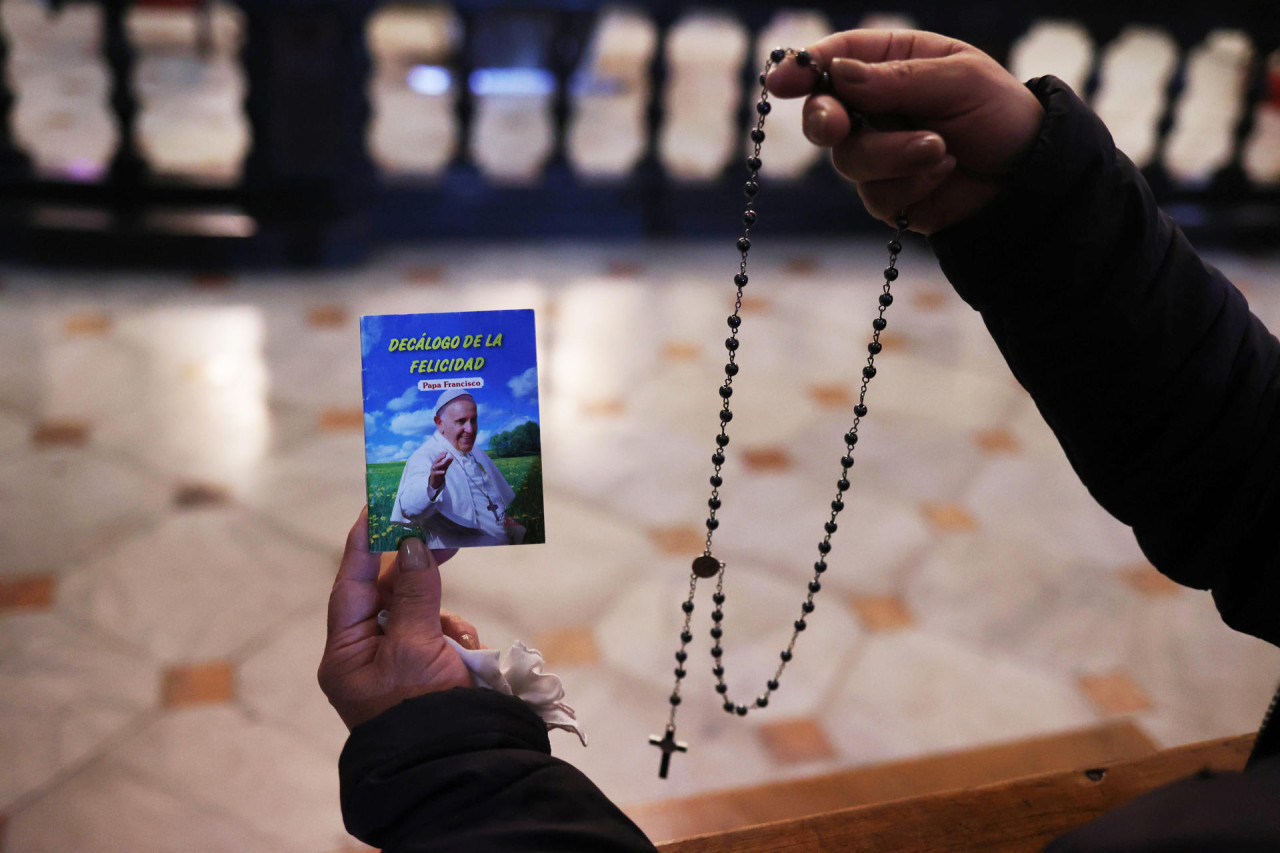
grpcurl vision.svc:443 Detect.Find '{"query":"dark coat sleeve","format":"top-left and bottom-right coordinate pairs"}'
top-left (339, 688), bottom-right (659, 852)
top-left (929, 76), bottom-right (1280, 648)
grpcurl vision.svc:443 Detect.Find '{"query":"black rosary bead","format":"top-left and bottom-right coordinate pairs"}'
top-left (681, 630), bottom-right (693, 643)
top-left (682, 601), bottom-right (695, 613)
top-left (756, 100), bottom-right (771, 116)
top-left (742, 210), bottom-right (756, 227)
top-left (670, 693), bottom-right (681, 705)
top-left (734, 271), bottom-right (749, 285)
top-left (844, 432), bottom-right (858, 445)
top-left (716, 682), bottom-right (728, 694)
top-left (675, 667), bottom-right (687, 678)
top-left (884, 267), bottom-right (899, 282)
top-left (888, 240), bottom-right (902, 254)
top-left (840, 456), bottom-right (854, 469)
top-left (719, 385), bottom-right (733, 398)
top-left (726, 337), bottom-right (739, 351)
top-left (758, 72), bottom-right (767, 86)
top-left (872, 317), bottom-right (887, 331)
top-left (756, 695), bottom-right (769, 708)
top-left (724, 700), bottom-right (735, 712)
top-left (737, 237), bottom-right (751, 252)
top-left (736, 705), bottom-right (748, 716)
top-left (814, 72), bottom-right (833, 95)
top-left (711, 646), bottom-right (723, 658)
top-left (724, 363), bottom-right (739, 377)
top-left (878, 292), bottom-right (893, 307)
top-left (709, 497), bottom-right (721, 510)
top-left (896, 215), bottom-right (909, 230)
top-left (712, 451), bottom-right (725, 466)
top-left (746, 156), bottom-right (761, 172)
top-left (824, 521), bottom-right (837, 534)
top-left (814, 561), bottom-right (827, 573)
top-left (809, 580), bottom-right (821, 593)
top-left (713, 593), bottom-right (725, 604)
top-left (715, 433), bottom-right (730, 447)
top-left (836, 479), bottom-right (850, 492)
top-left (719, 410), bottom-right (733, 423)
top-left (744, 181), bottom-right (759, 198)
top-left (710, 626), bottom-right (722, 639)
top-left (750, 128), bottom-right (765, 143)
top-left (710, 475), bottom-right (723, 487)
top-left (705, 517), bottom-right (719, 530)
top-left (854, 404), bottom-right (868, 417)
top-left (868, 341), bottom-right (882, 355)
top-left (712, 609), bottom-right (723, 622)
top-left (727, 315), bottom-right (741, 329)
top-left (767, 679), bottom-right (780, 691)
top-left (862, 365), bottom-right (877, 379)
top-left (676, 651), bottom-right (688, 662)
top-left (802, 601), bottom-right (815, 613)
top-left (780, 650), bottom-right (793, 662)
top-left (770, 47), bottom-right (786, 63)
top-left (818, 541), bottom-right (831, 554)
top-left (713, 665), bottom-right (724, 677)
top-left (795, 49), bottom-right (812, 67)
top-left (831, 499), bottom-right (843, 512)
top-left (794, 619), bottom-right (807, 631)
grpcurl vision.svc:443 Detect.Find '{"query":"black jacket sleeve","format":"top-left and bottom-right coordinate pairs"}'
top-left (930, 76), bottom-right (1280, 649)
top-left (339, 688), bottom-right (658, 852)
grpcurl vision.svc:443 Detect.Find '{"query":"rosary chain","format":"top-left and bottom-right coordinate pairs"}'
top-left (663, 46), bottom-right (907, 738)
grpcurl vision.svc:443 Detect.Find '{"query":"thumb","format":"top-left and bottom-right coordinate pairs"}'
top-left (828, 53), bottom-right (988, 121)
top-left (384, 537), bottom-right (444, 640)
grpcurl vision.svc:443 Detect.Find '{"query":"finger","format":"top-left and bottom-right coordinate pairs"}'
top-left (327, 507), bottom-right (381, 638)
top-left (440, 610), bottom-right (483, 650)
top-left (376, 552), bottom-right (397, 608)
top-left (827, 52), bottom-right (988, 122)
top-left (831, 129), bottom-right (947, 182)
top-left (766, 29), bottom-right (963, 98)
top-left (383, 537), bottom-right (444, 640)
top-left (856, 155), bottom-right (957, 225)
top-left (801, 94), bottom-right (851, 146)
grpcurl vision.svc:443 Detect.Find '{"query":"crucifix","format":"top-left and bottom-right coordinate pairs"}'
top-left (649, 728), bottom-right (688, 779)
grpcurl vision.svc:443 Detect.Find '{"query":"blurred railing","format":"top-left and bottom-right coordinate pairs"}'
top-left (0, 0), bottom-right (1276, 267)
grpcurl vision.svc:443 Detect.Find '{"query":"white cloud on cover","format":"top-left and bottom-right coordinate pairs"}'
top-left (508, 367), bottom-right (538, 399)
top-left (386, 386), bottom-right (420, 412)
top-left (389, 409), bottom-right (436, 436)
top-left (368, 440), bottom-right (423, 464)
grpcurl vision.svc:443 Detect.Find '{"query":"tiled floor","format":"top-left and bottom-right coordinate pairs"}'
top-left (3, 237), bottom-right (1280, 851)
top-left (3, 3), bottom-right (1280, 851)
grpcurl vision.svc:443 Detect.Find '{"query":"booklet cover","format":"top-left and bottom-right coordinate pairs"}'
top-left (360, 309), bottom-right (544, 552)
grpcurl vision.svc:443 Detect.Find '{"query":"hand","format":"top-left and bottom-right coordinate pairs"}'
top-left (766, 29), bottom-right (1045, 234)
top-left (319, 508), bottom-right (479, 730)
top-left (428, 451), bottom-right (453, 492)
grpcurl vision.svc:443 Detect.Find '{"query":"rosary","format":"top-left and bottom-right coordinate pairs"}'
top-left (650, 48), bottom-right (907, 779)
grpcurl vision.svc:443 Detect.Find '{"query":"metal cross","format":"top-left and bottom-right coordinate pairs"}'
top-left (649, 728), bottom-right (688, 779)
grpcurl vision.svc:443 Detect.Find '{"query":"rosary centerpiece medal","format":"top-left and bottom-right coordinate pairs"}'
top-left (650, 48), bottom-right (909, 778)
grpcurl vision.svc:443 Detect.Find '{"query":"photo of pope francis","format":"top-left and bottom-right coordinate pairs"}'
top-left (390, 388), bottom-right (525, 548)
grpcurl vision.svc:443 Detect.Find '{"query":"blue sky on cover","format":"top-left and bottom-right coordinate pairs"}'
top-left (360, 309), bottom-right (540, 464)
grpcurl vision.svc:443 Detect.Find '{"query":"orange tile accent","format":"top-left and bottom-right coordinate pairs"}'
top-left (973, 428), bottom-right (1021, 454)
top-left (308, 305), bottom-right (349, 328)
top-left (1122, 564), bottom-right (1183, 597)
top-left (31, 419), bottom-right (89, 448)
top-left (783, 256), bottom-right (820, 275)
top-left (808, 384), bottom-right (853, 409)
top-left (173, 482), bottom-right (232, 509)
top-left (849, 595), bottom-right (914, 632)
top-left (161, 661), bottom-right (236, 708)
top-left (581, 398), bottom-right (625, 417)
top-left (742, 447), bottom-right (792, 472)
top-left (739, 295), bottom-right (771, 315)
top-left (1078, 672), bottom-right (1153, 714)
top-left (875, 332), bottom-right (908, 352)
top-left (648, 526), bottom-right (705, 556)
top-left (404, 264), bottom-right (444, 283)
top-left (192, 272), bottom-right (233, 289)
top-left (662, 341), bottom-right (701, 362)
top-left (920, 502), bottom-right (978, 532)
top-left (531, 626), bottom-right (600, 667)
top-left (319, 407), bottom-right (365, 432)
top-left (606, 260), bottom-right (642, 278)
top-left (758, 718), bottom-right (837, 765)
top-left (63, 312), bottom-right (112, 336)
top-left (0, 575), bottom-right (56, 611)
top-left (911, 290), bottom-right (947, 311)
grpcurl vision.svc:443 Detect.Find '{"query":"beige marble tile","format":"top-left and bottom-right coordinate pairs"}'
top-left (0, 449), bottom-right (170, 576)
top-left (110, 705), bottom-right (351, 852)
top-left (59, 509), bottom-right (333, 663)
top-left (5, 757), bottom-right (289, 853)
top-left (0, 613), bottom-right (157, 809)
top-left (241, 432), bottom-right (367, 550)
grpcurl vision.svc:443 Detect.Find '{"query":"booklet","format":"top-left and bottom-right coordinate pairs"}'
top-left (359, 309), bottom-right (544, 552)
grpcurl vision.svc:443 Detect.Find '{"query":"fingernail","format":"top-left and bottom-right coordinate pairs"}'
top-left (909, 134), bottom-right (945, 161)
top-left (459, 632), bottom-right (480, 650)
top-left (803, 107), bottom-right (829, 143)
top-left (830, 57), bottom-right (868, 84)
top-left (399, 537), bottom-right (427, 571)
